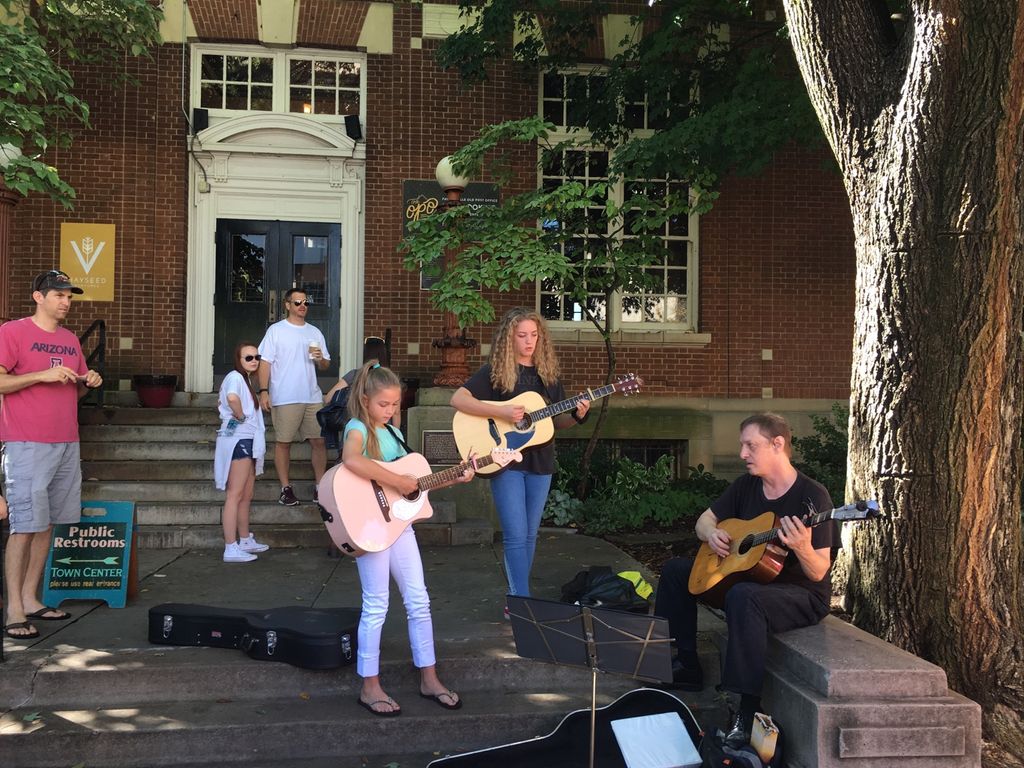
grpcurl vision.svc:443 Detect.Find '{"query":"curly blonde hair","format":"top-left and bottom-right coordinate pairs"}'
top-left (489, 307), bottom-right (560, 394)
top-left (347, 360), bottom-right (401, 460)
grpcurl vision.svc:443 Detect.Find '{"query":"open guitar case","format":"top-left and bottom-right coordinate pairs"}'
top-left (428, 687), bottom-right (702, 768)
top-left (148, 603), bottom-right (359, 670)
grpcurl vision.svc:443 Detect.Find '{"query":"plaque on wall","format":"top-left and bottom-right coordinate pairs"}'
top-left (421, 430), bottom-right (464, 466)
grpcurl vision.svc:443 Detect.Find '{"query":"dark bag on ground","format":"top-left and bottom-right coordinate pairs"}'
top-left (148, 603), bottom-right (360, 670)
top-left (699, 713), bottom-right (785, 768)
top-left (559, 566), bottom-right (651, 613)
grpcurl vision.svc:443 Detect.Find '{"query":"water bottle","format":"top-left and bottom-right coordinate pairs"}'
top-left (222, 416), bottom-right (244, 437)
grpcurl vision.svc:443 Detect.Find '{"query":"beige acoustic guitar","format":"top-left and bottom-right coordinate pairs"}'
top-left (451, 374), bottom-right (642, 475)
top-left (687, 500), bottom-right (881, 608)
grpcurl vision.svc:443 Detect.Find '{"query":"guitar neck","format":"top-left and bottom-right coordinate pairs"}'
top-left (417, 455), bottom-right (500, 491)
top-left (528, 383), bottom-right (619, 423)
top-left (753, 507), bottom-right (835, 548)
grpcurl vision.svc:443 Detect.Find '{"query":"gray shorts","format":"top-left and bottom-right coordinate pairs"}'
top-left (2, 442), bottom-right (82, 534)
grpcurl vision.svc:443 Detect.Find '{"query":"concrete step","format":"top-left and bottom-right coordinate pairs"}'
top-left (134, 514), bottom-right (483, 549)
top-left (81, 424), bottom-right (226, 442)
top-left (80, 407), bottom-right (219, 426)
top-left (118, 499), bottom-right (457, 527)
top-left (83, 480), bottom-right (332, 503)
top-left (4, 642), bottom-right (712, 708)
top-left (81, 460), bottom-right (316, 482)
top-left (0, 684), bottom-right (721, 768)
top-left (81, 441), bottom-right (315, 461)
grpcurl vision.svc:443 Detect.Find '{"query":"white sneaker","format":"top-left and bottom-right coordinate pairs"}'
top-left (238, 534), bottom-right (269, 553)
top-left (224, 542), bottom-right (257, 562)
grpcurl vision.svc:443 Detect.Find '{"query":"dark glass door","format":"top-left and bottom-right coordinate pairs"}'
top-left (214, 219), bottom-right (341, 378)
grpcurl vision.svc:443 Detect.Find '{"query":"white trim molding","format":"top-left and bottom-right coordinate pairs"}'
top-left (185, 113), bottom-right (365, 392)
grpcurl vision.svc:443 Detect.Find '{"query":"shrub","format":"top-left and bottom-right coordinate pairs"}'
top-left (793, 403), bottom-right (849, 504)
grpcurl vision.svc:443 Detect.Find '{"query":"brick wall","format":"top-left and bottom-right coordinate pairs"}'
top-left (5, 1), bottom-right (854, 400)
top-left (8, 45), bottom-right (189, 382)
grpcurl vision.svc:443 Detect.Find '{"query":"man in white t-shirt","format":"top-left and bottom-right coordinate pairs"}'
top-left (257, 288), bottom-right (330, 506)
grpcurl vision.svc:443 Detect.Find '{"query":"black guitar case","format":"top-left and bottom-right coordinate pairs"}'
top-left (148, 603), bottom-right (360, 670)
top-left (427, 687), bottom-right (702, 768)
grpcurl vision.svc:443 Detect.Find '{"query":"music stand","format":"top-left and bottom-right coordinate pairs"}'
top-left (508, 595), bottom-right (674, 768)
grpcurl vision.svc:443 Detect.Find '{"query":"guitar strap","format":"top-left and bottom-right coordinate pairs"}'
top-left (384, 423), bottom-right (414, 459)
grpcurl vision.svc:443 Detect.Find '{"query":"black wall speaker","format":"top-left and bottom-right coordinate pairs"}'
top-left (192, 108), bottom-right (209, 134)
top-left (344, 115), bottom-right (362, 141)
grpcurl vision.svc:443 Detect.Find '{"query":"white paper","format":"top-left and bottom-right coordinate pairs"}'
top-left (610, 712), bottom-right (702, 768)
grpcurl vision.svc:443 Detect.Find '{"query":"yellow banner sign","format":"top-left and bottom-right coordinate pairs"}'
top-left (60, 222), bottom-right (115, 301)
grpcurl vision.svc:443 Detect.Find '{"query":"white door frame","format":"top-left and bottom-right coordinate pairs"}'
top-left (185, 113), bottom-right (365, 392)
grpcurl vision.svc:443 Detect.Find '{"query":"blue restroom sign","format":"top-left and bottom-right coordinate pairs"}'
top-left (43, 501), bottom-right (135, 608)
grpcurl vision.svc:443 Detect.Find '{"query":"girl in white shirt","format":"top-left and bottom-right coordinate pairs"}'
top-left (215, 342), bottom-right (269, 563)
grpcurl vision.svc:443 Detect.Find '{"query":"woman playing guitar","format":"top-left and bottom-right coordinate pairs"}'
top-left (450, 307), bottom-right (590, 615)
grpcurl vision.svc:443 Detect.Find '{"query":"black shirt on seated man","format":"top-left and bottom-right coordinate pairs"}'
top-left (654, 412), bottom-right (835, 747)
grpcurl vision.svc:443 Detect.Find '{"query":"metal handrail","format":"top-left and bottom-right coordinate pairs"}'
top-left (78, 318), bottom-right (106, 407)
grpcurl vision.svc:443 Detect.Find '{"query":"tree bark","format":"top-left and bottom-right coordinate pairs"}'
top-left (783, 0), bottom-right (1024, 756)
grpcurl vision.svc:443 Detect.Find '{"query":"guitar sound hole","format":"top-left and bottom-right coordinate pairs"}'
top-left (403, 490), bottom-right (420, 502)
top-left (515, 415), bottom-right (533, 430)
top-left (737, 536), bottom-right (754, 556)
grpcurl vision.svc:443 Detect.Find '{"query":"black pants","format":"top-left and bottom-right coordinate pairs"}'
top-left (654, 556), bottom-right (829, 696)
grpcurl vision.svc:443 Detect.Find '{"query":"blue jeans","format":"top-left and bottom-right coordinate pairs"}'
top-left (491, 469), bottom-right (552, 598)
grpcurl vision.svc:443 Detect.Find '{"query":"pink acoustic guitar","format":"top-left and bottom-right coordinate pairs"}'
top-left (317, 448), bottom-right (522, 556)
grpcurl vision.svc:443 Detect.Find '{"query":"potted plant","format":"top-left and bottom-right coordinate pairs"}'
top-left (132, 374), bottom-right (177, 408)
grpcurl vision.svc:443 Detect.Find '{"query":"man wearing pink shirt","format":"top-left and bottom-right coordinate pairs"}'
top-left (1, 271), bottom-right (103, 640)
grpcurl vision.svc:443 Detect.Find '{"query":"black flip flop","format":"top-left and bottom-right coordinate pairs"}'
top-left (419, 690), bottom-right (463, 710)
top-left (4, 621), bottom-right (40, 640)
top-left (26, 607), bottom-right (71, 621)
top-left (357, 697), bottom-right (401, 717)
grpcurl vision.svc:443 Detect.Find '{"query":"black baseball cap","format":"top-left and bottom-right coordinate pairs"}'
top-left (33, 270), bottom-right (84, 295)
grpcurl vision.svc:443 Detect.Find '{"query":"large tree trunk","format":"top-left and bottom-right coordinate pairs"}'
top-left (782, 0), bottom-right (1024, 756)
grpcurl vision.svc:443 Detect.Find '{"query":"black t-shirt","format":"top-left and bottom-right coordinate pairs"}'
top-left (710, 471), bottom-right (836, 604)
top-left (462, 363), bottom-right (566, 475)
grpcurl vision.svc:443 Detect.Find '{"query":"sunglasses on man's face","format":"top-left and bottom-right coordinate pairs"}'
top-left (291, 300), bottom-right (311, 307)
top-left (243, 354), bottom-right (262, 362)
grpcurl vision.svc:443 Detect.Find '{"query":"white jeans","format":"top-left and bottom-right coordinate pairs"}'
top-left (355, 526), bottom-right (435, 677)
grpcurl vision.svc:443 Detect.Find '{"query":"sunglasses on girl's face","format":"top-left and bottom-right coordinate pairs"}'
top-left (291, 299), bottom-right (311, 306)
top-left (243, 354), bottom-right (262, 362)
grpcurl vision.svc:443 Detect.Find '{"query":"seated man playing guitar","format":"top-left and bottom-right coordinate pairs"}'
top-left (654, 412), bottom-right (835, 747)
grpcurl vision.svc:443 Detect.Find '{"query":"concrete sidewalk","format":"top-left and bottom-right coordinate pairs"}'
top-left (2, 530), bottom-right (669, 660)
top-left (0, 531), bottom-right (727, 768)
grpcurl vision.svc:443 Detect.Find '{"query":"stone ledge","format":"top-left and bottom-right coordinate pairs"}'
top-left (761, 616), bottom-right (982, 768)
top-left (769, 616), bottom-right (949, 699)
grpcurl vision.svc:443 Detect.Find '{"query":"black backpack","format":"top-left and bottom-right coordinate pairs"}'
top-left (316, 387), bottom-right (350, 451)
top-left (560, 566), bottom-right (651, 613)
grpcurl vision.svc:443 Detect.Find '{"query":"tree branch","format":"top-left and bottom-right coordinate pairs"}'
top-left (781, 0), bottom-right (902, 172)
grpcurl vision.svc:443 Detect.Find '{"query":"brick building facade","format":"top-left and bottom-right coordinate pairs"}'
top-left (4, 0), bottom-right (855, 467)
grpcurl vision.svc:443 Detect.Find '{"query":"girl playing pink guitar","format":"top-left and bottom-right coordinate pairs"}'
top-left (343, 361), bottom-right (473, 717)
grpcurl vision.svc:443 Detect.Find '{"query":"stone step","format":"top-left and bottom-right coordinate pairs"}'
top-left (83, 480), bottom-right (332, 503)
top-left (0, 685), bottom-right (721, 768)
top-left (80, 407), bottom-right (220, 426)
top-left (135, 516), bottom-right (487, 550)
top-left (81, 441), bottom-right (315, 461)
top-left (82, 460), bottom-right (317, 482)
top-left (3, 642), bottom-right (714, 708)
top-left (81, 424), bottom-right (226, 442)
top-left (117, 499), bottom-right (457, 527)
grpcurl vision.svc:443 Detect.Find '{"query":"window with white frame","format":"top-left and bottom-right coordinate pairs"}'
top-left (538, 70), bottom-right (699, 331)
top-left (192, 45), bottom-right (365, 124)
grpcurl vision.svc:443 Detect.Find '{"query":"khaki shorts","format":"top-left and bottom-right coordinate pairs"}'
top-left (3, 442), bottom-right (82, 534)
top-left (271, 402), bottom-right (323, 443)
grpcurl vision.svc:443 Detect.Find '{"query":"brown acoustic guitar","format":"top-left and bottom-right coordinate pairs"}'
top-left (687, 500), bottom-right (881, 608)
